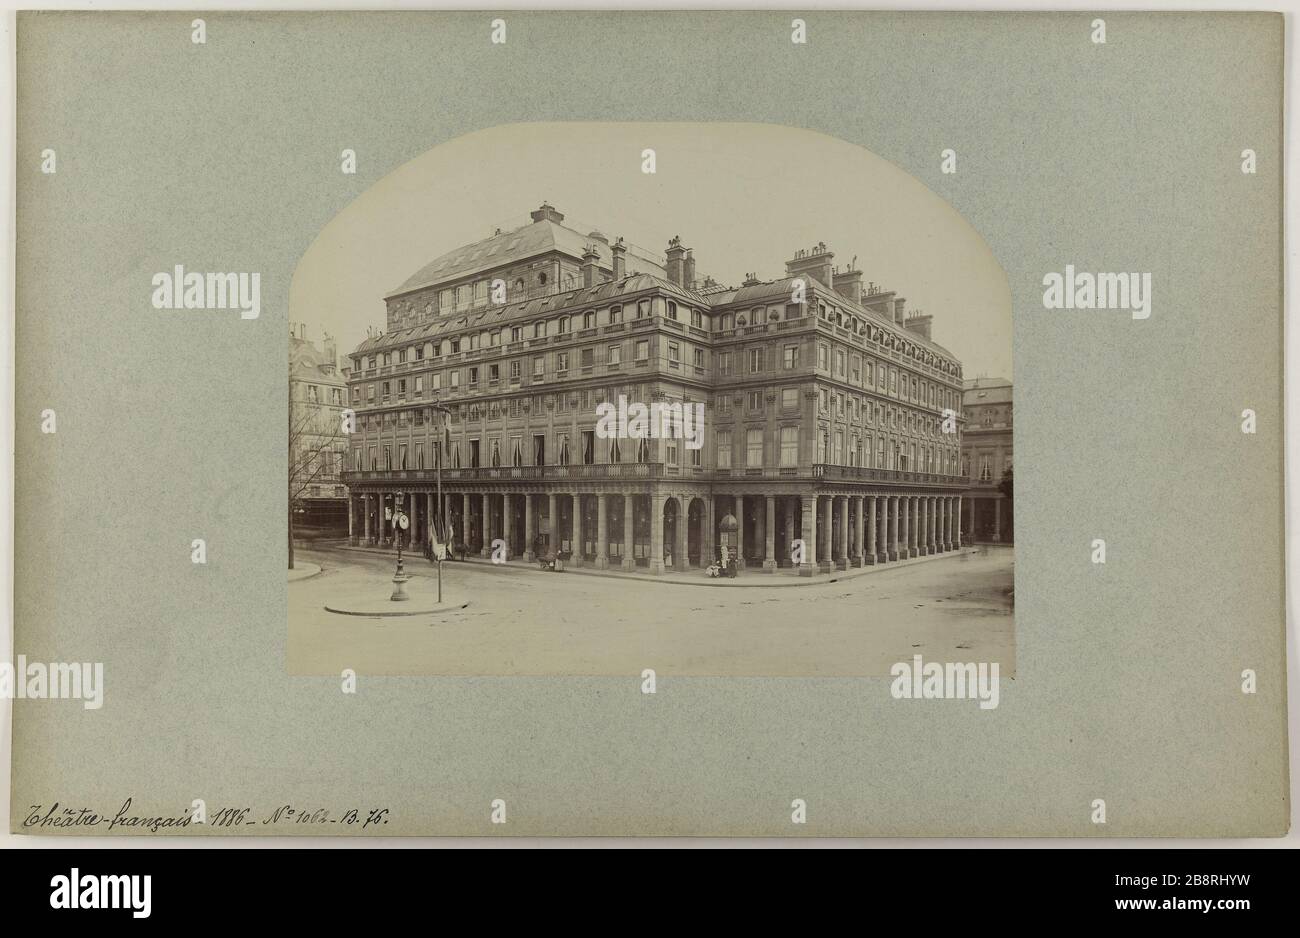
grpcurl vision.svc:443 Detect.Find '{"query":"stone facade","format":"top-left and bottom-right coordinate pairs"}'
top-left (341, 204), bottom-right (969, 574)
top-left (960, 376), bottom-right (1013, 543)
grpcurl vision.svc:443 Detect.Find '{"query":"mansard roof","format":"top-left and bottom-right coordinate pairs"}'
top-left (710, 274), bottom-right (958, 363)
top-left (386, 219), bottom-right (665, 299)
top-left (354, 273), bottom-right (706, 355)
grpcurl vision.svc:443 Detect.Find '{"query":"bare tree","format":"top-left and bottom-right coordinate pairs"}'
top-left (288, 381), bottom-right (343, 570)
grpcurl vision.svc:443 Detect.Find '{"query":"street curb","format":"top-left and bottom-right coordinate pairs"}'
top-left (323, 601), bottom-right (472, 617)
top-left (330, 545), bottom-right (989, 588)
top-left (288, 562), bottom-right (323, 583)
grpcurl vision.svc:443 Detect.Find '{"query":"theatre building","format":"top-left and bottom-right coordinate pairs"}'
top-left (960, 376), bottom-right (1014, 543)
top-left (340, 203), bottom-right (968, 575)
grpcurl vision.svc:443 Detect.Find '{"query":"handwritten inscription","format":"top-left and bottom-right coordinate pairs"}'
top-left (24, 798), bottom-right (390, 833)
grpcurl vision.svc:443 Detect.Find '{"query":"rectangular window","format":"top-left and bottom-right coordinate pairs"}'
top-left (749, 348), bottom-right (762, 373)
top-left (469, 439), bottom-right (480, 468)
top-left (533, 357), bottom-right (544, 378)
top-left (694, 348), bottom-right (705, 367)
top-left (783, 345), bottom-right (798, 369)
top-left (780, 426), bottom-right (798, 467)
top-left (746, 428), bottom-right (763, 468)
top-left (608, 345), bottom-right (621, 365)
top-left (580, 348), bottom-right (594, 367)
top-left (557, 351), bottom-right (569, 372)
top-left (510, 360), bottom-right (521, 380)
top-left (718, 352), bottom-right (731, 375)
top-left (469, 367), bottom-right (479, 386)
top-left (667, 342), bottom-right (680, 362)
top-left (488, 363), bottom-right (499, 382)
top-left (582, 431), bottom-right (595, 465)
top-left (635, 340), bottom-right (649, 361)
top-left (782, 388), bottom-right (798, 411)
top-left (716, 430), bottom-right (732, 469)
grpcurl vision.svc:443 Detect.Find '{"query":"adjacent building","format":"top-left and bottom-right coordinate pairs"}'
top-left (340, 203), bottom-right (968, 575)
top-left (289, 324), bottom-right (350, 536)
top-left (960, 376), bottom-right (1013, 543)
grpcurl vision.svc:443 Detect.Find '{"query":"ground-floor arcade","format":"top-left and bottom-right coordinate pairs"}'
top-left (345, 484), bottom-right (968, 577)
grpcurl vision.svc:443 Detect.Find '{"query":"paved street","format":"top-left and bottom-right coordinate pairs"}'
top-left (288, 545), bottom-right (1014, 677)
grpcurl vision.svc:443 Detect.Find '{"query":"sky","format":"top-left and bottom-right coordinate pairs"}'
top-left (289, 122), bottom-right (1012, 382)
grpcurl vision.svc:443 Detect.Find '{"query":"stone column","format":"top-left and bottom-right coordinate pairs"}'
top-left (547, 493), bottom-right (557, 556)
top-left (622, 494), bottom-right (636, 571)
top-left (994, 498), bottom-right (1002, 543)
top-left (853, 496), bottom-right (865, 566)
top-left (895, 495), bottom-right (904, 559)
top-left (503, 493), bottom-right (515, 559)
top-left (887, 496), bottom-right (899, 561)
top-left (650, 495), bottom-right (665, 575)
top-left (362, 495), bottom-right (371, 545)
top-left (461, 493), bottom-right (470, 549)
top-left (736, 496), bottom-right (746, 569)
top-left (799, 494), bottom-right (818, 576)
top-left (915, 496), bottom-right (923, 557)
top-left (763, 496), bottom-right (777, 572)
top-left (705, 496), bottom-right (715, 565)
top-left (911, 496), bottom-right (921, 557)
top-left (427, 492), bottom-right (435, 543)
top-left (678, 496), bottom-right (690, 570)
top-left (836, 496), bottom-right (849, 570)
top-left (574, 494), bottom-right (586, 565)
top-left (788, 497), bottom-right (800, 567)
top-left (866, 496), bottom-right (877, 564)
top-left (481, 493), bottom-right (492, 557)
top-left (955, 496), bottom-right (962, 549)
top-left (917, 497), bottom-right (927, 556)
top-left (524, 494), bottom-right (536, 561)
top-left (596, 495), bottom-right (609, 569)
top-left (901, 496), bottom-right (911, 559)
top-left (818, 496), bottom-right (833, 574)
top-left (347, 496), bottom-right (355, 545)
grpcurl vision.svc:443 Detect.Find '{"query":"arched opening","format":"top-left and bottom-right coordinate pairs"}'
top-left (663, 498), bottom-right (680, 570)
top-left (687, 497), bottom-right (705, 567)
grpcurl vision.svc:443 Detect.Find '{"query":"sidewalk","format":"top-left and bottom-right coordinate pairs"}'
top-left (333, 543), bottom-right (983, 588)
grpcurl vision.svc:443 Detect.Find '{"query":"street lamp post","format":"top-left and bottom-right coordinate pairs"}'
top-left (390, 493), bottom-right (410, 601)
top-left (429, 399), bottom-right (453, 605)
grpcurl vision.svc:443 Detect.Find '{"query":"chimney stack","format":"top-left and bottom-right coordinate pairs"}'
top-left (904, 313), bottom-right (933, 341)
top-left (893, 297), bottom-right (907, 323)
top-left (581, 244), bottom-right (600, 287)
top-left (832, 266), bottom-right (863, 304)
top-left (611, 237), bottom-right (627, 280)
top-left (324, 333), bottom-right (337, 368)
top-left (530, 202), bottom-right (565, 224)
top-left (665, 236), bottom-right (687, 286)
top-left (684, 250), bottom-right (696, 290)
top-left (785, 242), bottom-right (834, 288)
